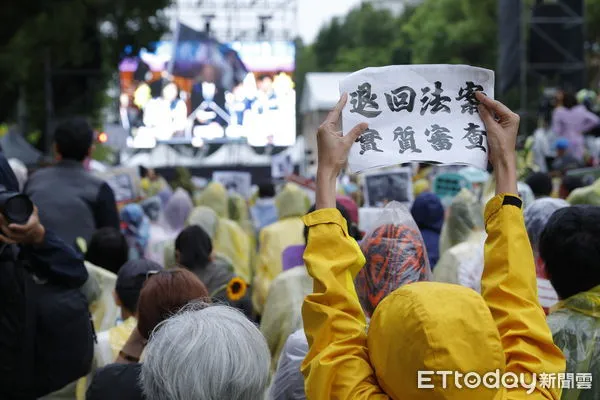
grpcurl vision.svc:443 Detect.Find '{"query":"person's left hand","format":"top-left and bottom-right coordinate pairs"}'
top-left (317, 93), bottom-right (368, 179)
top-left (0, 206), bottom-right (46, 245)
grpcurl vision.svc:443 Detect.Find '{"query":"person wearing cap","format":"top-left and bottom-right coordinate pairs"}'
top-left (300, 92), bottom-right (564, 399)
top-left (551, 138), bottom-right (582, 174)
top-left (94, 260), bottom-right (163, 368)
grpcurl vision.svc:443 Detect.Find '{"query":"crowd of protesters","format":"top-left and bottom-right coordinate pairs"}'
top-left (0, 89), bottom-right (599, 400)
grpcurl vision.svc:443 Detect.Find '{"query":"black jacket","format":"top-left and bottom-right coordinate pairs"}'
top-left (87, 363), bottom-right (144, 400)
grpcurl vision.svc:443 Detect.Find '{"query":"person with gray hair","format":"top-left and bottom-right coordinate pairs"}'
top-left (523, 197), bottom-right (570, 313)
top-left (141, 304), bottom-right (270, 400)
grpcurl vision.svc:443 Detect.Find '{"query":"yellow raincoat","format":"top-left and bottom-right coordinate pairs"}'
top-left (229, 192), bottom-right (258, 259)
top-left (252, 184), bottom-right (309, 314)
top-left (301, 194), bottom-right (565, 399)
top-left (195, 183), bottom-right (252, 282)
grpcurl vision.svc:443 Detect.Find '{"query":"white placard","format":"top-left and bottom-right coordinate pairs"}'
top-left (271, 152), bottom-right (294, 179)
top-left (340, 65), bottom-right (494, 173)
top-left (97, 167), bottom-right (142, 204)
top-left (212, 171), bottom-right (252, 198)
top-left (363, 167), bottom-right (413, 207)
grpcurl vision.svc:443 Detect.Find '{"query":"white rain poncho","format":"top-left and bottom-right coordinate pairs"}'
top-left (432, 231), bottom-right (486, 293)
top-left (269, 329), bottom-right (308, 400)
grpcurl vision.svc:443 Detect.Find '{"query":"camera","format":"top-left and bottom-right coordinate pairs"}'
top-left (0, 190), bottom-right (34, 224)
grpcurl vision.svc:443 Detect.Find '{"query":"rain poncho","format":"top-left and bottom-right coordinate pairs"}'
top-left (300, 195), bottom-right (565, 399)
top-left (251, 197), bottom-right (279, 233)
top-left (439, 188), bottom-right (483, 255)
top-left (252, 184), bottom-right (309, 314)
top-left (144, 189), bottom-right (193, 267)
top-left (162, 188), bottom-right (194, 233)
top-left (140, 175), bottom-right (169, 198)
top-left (260, 267), bottom-right (313, 372)
top-left (85, 262), bottom-right (119, 332)
top-left (410, 193), bottom-right (444, 268)
top-left (195, 183), bottom-right (251, 281)
top-left (356, 202), bottom-right (431, 318)
top-left (195, 182), bottom-right (230, 218)
top-left (229, 192), bottom-right (258, 254)
top-left (140, 197), bottom-right (162, 222)
top-left (186, 206), bottom-right (235, 271)
top-left (269, 329), bottom-right (308, 400)
top-left (547, 285), bottom-right (600, 400)
top-left (432, 231), bottom-right (486, 292)
top-left (187, 206), bottom-right (219, 239)
top-left (567, 177), bottom-right (600, 206)
top-left (524, 198), bottom-right (569, 313)
top-left (120, 204), bottom-right (150, 260)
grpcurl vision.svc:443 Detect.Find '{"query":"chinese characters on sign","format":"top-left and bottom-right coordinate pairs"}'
top-left (340, 65), bottom-right (495, 173)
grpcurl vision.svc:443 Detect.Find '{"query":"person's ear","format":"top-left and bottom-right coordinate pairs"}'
top-left (88, 145), bottom-right (94, 158)
top-left (175, 250), bottom-right (181, 264)
top-left (209, 251), bottom-right (215, 263)
top-left (535, 254), bottom-right (548, 278)
top-left (113, 290), bottom-right (123, 307)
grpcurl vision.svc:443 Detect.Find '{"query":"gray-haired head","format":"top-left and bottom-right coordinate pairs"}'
top-left (524, 198), bottom-right (570, 253)
top-left (141, 303), bottom-right (270, 400)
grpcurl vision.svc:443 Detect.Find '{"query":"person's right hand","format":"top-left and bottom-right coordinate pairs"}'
top-left (476, 92), bottom-right (519, 195)
top-left (476, 92), bottom-right (520, 168)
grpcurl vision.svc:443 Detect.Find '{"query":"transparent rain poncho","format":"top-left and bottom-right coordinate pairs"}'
top-left (547, 285), bottom-right (600, 400)
top-left (523, 198), bottom-right (570, 253)
top-left (355, 202), bottom-right (431, 318)
top-left (439, 188), bottom-right (484, 256)
top-left (269, 329), bottom-right (308, 400)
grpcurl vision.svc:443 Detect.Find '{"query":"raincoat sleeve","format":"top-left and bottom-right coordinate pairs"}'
top-left (482, 194), bottom-right (565, 400)
top-left (301, 209), bottom-right (389, 400)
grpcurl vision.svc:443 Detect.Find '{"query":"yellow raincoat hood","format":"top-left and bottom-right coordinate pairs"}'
top-left (195, 182), bottom-right (229, 218)
top-left (369, 281), bottom-right (505, 399)
top-left (276, 184), bottom-right (309, 219)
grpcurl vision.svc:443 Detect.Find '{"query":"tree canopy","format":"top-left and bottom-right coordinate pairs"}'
top-left (0, 0), bottom-right (171, 148)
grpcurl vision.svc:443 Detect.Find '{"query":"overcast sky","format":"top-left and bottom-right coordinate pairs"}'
top-left (297, 0), bottom-right (362, 44)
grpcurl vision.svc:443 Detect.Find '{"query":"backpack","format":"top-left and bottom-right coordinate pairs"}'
top-left (0, 246), bottom-right (95, 399)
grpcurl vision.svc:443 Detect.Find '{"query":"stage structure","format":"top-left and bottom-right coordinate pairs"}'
top-left (498, 0), bottom-right (585, 133)
top-left (166, 0), bottom-right (298, 42)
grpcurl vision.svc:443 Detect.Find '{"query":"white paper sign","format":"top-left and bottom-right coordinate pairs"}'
top-left (271, 152), bottom-right (294, 178)
top-left (97, 167), bottom-right (141, 204)
top-left (363, 167), bottom-right (413, 207)
top-left (212, 171), bottom-right (252, 198)
top-left (340, 65), bottom-right (495, 173)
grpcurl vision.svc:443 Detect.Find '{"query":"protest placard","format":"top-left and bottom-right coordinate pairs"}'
top-left (363, 167), bottom-right (413, 207)
top-left (340, 65), bottom-right (494, 173)
top-left (212, 171), bottom-right (252, 198)
top-left (271, 152), bottom-right (294, 179)
top-left (98, 167), bottom-right (142, 205)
